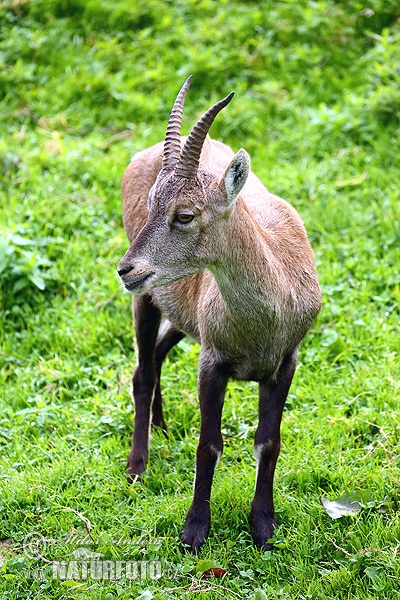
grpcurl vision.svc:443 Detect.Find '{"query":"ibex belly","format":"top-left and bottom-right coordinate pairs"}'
top-left (208, 329), bottom-right (299, 382)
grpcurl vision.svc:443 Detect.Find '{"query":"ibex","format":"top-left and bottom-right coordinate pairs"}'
top-left (117, 76), bottom-right (321, 552)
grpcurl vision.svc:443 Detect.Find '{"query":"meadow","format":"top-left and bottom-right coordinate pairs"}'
top-left (0, 1), bottom-right (399, 598)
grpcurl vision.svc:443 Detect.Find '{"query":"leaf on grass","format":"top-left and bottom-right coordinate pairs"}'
top-left (255, 591), bottom-right (269, 600)
top-left (195, 559), bottom-right (227, 578)
top-left (136, 592), bottom-right (153, 600)
top-left (200, 567), bottom-right (227, 579)
top-left (195, 559), bottom-right (216, 576)
top-left (30, 274), bottom-right (46, 290)
top-left (364, 566), bottom-right (383, 581)
top-left (320, 328), bottom-right (339, 347)
top-left (12, 278), bottom-right (29, 293)
top-left (61, 580), bottom-right (80, 588)
top-left (320, 491), bottom-right (371, 519)
top-left (10, 235), bottom-right (34, 246)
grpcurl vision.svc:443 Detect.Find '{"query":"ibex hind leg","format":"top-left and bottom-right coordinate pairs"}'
top-left (153, 319), bottom-right (184, 433)
top-left (127, 295), bottom-right (161, 483)
top-left (250, 348), bottom-right (298, 548)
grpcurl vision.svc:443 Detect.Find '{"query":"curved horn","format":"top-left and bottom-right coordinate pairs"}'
top-left (162, 76), bottom-right (193, 170)
top-left (175, 91), bottom-right (234, 179)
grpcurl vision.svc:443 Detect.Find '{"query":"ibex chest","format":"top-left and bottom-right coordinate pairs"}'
top-left (152, 273), bottom-right (315, 383)
top-left (199, 297), bottom-right (303, 382)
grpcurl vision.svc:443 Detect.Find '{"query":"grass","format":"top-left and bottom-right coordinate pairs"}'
top-left (0, 0), bottom-right (399, 598)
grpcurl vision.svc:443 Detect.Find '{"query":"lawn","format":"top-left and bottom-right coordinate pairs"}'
top-left (0, 1), bottom-right (399, 598)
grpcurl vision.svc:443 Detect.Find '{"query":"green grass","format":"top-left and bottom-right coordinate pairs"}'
top-left (0, 0), bottom-right (399, 598)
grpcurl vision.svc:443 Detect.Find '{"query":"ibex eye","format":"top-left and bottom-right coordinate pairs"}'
top-left (175, 213), bottom-right (194, 224)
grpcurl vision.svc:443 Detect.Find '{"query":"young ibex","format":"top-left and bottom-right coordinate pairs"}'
top-left (117, 76), bottom-right (321, 552)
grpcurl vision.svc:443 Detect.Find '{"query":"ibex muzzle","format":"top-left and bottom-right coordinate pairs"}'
top-left (117, 76), bottom-right (321, 552)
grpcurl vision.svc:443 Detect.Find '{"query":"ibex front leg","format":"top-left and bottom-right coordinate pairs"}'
top-left (250, 349), bottom-right (298, 548)
top-left (181, 351), bottom-right (229, 553)
top-left (127, 295), bottom-right (161, 482)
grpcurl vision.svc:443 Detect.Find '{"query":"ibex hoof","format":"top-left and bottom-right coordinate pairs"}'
top-left (126, 471), bottom-right (141, 485)
top-left (126, 456), bottom-right (146, 484)
top-left (250, 509), bottom-right (277, 550)
top-left (252, 533), bottom-right (275, 551)
top-left (181, 513), bottom-right (210, 554)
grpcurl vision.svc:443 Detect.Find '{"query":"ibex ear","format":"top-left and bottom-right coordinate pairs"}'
top-left (221, 149), bottom-right (250, 210)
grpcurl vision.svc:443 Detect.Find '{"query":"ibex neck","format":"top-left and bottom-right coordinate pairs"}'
top-left (208, 199), bottom-right (281, 320)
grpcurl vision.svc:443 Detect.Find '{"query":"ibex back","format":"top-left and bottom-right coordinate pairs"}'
top-left (117, 76), bottom-right (321, 552)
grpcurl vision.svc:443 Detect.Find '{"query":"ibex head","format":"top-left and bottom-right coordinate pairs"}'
top-left (117, 76), bottom-right (250, 294)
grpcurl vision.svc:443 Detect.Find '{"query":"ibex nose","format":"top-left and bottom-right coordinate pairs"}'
top-left (117, 265), bottom-right (132, 277)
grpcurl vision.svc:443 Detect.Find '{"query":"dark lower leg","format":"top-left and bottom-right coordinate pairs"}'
top-left (127, 295), bottom-right (161, 481)
top-left (151, 327), bottom-right (184, 431)
top-left (250, 349), bottom-right (298, 548)
top-left (181, 352), bottom-right (229, 553)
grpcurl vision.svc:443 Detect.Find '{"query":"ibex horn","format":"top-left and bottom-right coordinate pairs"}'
top-left (175, 91), bottom-right (234, 179)
top-left (162, 76), bottom-right (193, 170)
